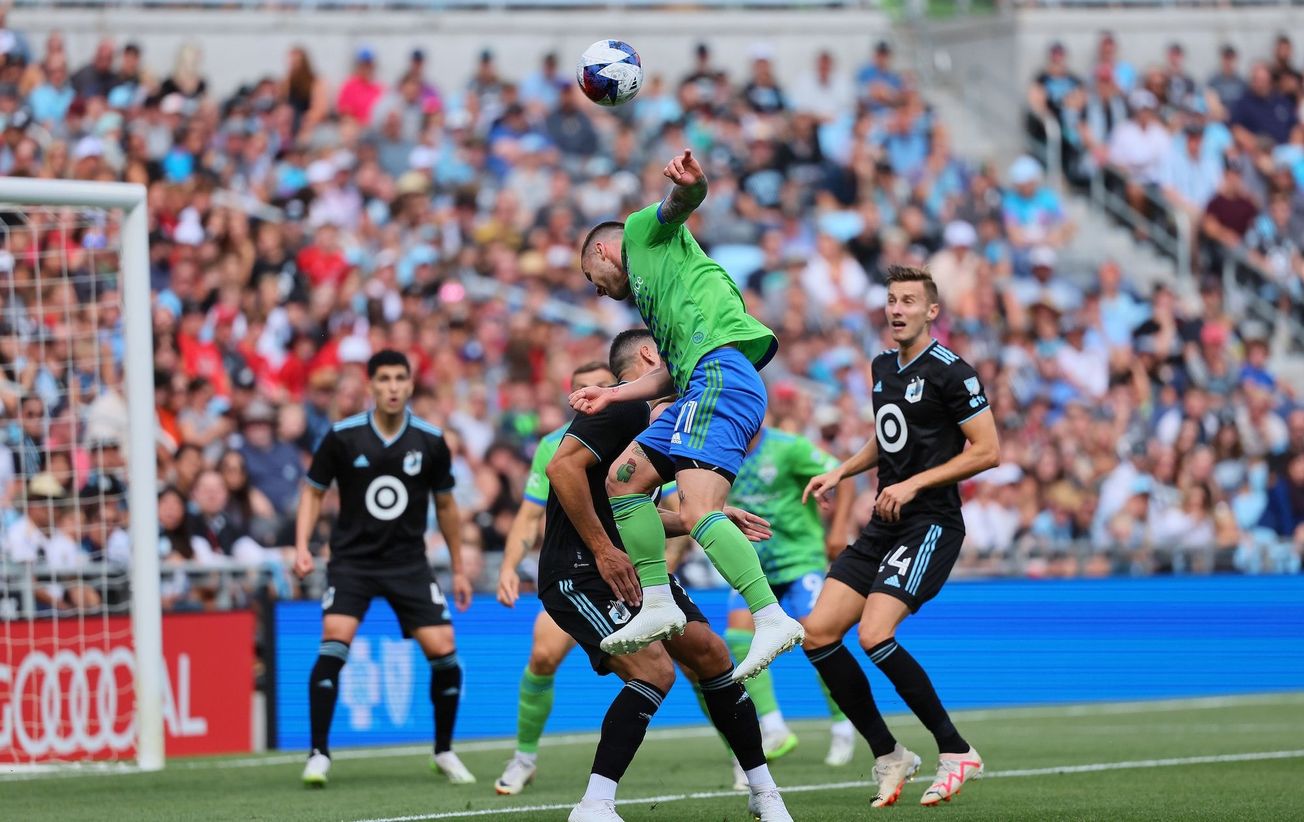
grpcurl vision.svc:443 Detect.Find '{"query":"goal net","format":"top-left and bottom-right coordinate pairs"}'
top-left (0, 180), bottom-right (161, 772)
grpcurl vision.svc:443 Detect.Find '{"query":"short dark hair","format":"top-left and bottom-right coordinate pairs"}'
top-left (884, 265), bottom-right (940, 305)
top-left (366, 349), bottom-right (411, 378)
top-left (609, 329), bottom-right (654, 378)
top-left (581, 221), bottom-right (624, 261)
top-left (572, 361), bottom-right (612, 383)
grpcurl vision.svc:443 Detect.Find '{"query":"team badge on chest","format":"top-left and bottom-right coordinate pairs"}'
top-left (905, 376), bottom-right (926, 404)
top-left (403, 450), bottom-right (423, 476)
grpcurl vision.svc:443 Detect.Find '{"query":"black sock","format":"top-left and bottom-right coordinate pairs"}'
top-left (429, 651), bottom-right (463, 755)
top-left (309, 640), bottom-right (349, 756)
top-left (698, 668), bottom-right (765, 771)
top-left (867, 638), bottom-right (968, 754)
top-left (805, 642), bottom-right (897, 758)
top-left (590, 679), bottom-right (665, 783)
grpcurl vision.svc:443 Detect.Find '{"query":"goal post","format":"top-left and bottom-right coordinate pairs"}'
top-left (0, 179), bottom-right (162, 771)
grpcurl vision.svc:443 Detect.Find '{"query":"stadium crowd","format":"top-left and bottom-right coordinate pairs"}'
top-left (0, 24), bottom-right (1301, 615)
top-left (1028, 30), bottom-right (1304, 308)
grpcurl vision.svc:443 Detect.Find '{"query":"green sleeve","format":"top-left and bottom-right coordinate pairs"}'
top-left (624, 202), bottom-right (678, 247)
top-left (523, 436), bottom-right (560, 505)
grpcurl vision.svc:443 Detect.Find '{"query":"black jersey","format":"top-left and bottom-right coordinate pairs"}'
top-left (867, 339), bottom-right (990, 535)
top-left (538, 398), bottom-right (651, 589)
top-left (306, 410), bottom-right (454, 570)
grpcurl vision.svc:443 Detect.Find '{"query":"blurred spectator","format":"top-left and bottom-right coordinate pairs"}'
top-left (238, 399), bottom-right (304, 512)
top-left (1159, 122), bottom-right (1224, 220)
top-left (1208, 44), bottom-right (1248, 111)
top-left (336, 47), bottom-right (384, 126)
top-left (1232, 63), bottom-right (1298, 148)
top-left (857, 40), bottom-right (903, 113)
top-left (742, 44), bottom-right (785, 115)
top-left (1028, 41), bottom-right (1081, 121)
top-left (1002, 156), bottom-right (1073, 256)
top-left (789, 50), bottom-right (854, 122)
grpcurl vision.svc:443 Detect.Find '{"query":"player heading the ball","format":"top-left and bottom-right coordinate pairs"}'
top-left (571, 149), bottom-right (804, 683)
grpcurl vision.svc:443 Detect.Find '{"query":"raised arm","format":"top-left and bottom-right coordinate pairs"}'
top-left (658, 148), bottom-right (708, 224)
top-left (570, 366), bottom-right (674, 414)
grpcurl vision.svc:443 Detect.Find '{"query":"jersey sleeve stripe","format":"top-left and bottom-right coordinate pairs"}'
top-left (956, 404), bottom-right (992, 426)
top-left (305, 477), bottom-right (329, 491)
top-left (563, 432), bottom-right (602, 462)
top-left (523, 492), bottom-right (548, 506)
top-left (655, 199), bottom-right (668, 224)
top-left (411, 418), bottom-right (444, 436)
top-left (333, 413), bottom-right (368, 431)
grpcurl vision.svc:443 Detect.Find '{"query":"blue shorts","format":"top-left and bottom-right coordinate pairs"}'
top-left (727, 571), bottom-right (824, 620)
top-left (636, 347), bottom-right (767, 481)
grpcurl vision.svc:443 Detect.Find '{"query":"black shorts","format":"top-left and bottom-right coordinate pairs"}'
top-left (323, 562), bottom-right (452, 636)
top-left (540, 572), bottom-right (707, 674)
top-left (827, 520), bottom-right (963, 613)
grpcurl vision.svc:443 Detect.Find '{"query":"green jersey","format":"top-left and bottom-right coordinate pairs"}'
top-left (524, 422), bottom-right (678, 507)
top-left (523, 425), bottom-right (568, 506)
top-left (622, 203), bottom-right (777, 393)
top-left (728, 428), bottom-right (840, 584)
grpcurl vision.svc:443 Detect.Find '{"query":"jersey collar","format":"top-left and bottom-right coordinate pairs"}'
top-left (896, 338), bottom-right (938, 373)
top-left (369, 409), bottom-right (410, 448)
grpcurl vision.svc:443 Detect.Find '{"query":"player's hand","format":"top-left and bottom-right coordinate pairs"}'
top-left (803, 467), bottom-right (845, 505)
top-left (569, 385), bottom-right (614, 415)
top-left (292, 548), bottom-right (315, 579)
top-left (663, 148), bottom-right (704, 187)
top-left (594, 544), bottom-right (642, 607)
top-left (496, 567), bottom-right (520, 608)
top-left (874, 480), bottom-right (919, 523)
top-left (452, 572), bottom-right (474, 612)
top-left (723, 506), bottom-right (772, 542)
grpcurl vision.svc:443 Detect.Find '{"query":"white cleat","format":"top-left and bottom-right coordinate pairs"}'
top-left (761, 724), bottom-right (799, 761)
top-left (302, 751), bottom-right (330, 787)
top-left (825, 728), bottom-right (856, 767)
top-left (731, 757), bottom-right (749, 791)
top-left (598, 593), bottom-right (686, 656)
top-left (748, 788), bottom-right (794, 821)
top-left (920, 747), bottom-right (983, 806)
top-left (568, 798), bottom-right (625, 821)
top-left (733, 613), bottom-right (804, 682)
top-left (494, 753), bottom-right (537, 795)
top-left (871, 743), bottom-right (921, 808)
top-left (432, 751), bottom-right (477, 784)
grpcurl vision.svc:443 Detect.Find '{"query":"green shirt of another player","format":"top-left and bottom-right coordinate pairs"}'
top-left (622, 203), bottom-right (778, 393)
top-left (523, 425), bottom-right (568, 506)
top-left (728, 428), bottom-right (840, 585)
top-left (525, 422), bottom-right (677, 508)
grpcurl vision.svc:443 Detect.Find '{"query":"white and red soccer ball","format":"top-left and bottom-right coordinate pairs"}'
top-left (576, 40), bottom-right (643, 107)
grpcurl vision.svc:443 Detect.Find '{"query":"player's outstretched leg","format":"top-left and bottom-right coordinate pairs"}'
top-left (427, 650), bottom-right (475, 783)
top-left (695, 515), bottom-right (802, 682)
top-left (599, 492), bottom-right (686, 655)
top-left (303, 638), bottom-right (349, 786)
top-left (724, 625), bottom-right (797, 760)
top-left (498, 613), bottom-right (575, 795)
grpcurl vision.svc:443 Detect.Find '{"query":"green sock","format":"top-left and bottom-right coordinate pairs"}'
top-left (692, 684), bottom-right (731, 754)
top-left (610, 493), bottom-right (669, 587)
top-left (691, 512), bottom-right (777, 611)
top-left (516, 668), bottom-right (555, 754)
top-left (724, 627), bottom-right (780, 717)
top-left (817, 672), bottom-right (847, 722)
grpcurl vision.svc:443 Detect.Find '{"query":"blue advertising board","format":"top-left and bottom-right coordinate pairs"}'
top-left (272, 575), bottom-right (1304, 750)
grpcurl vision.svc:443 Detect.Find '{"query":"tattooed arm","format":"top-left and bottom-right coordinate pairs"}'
top-left (658, 148), bottom-right (708, 224)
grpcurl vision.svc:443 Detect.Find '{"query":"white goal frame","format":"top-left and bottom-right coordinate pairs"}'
top-left (0, 179), bottom-right (163, 771)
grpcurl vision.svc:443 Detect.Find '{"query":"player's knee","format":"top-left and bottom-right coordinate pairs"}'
top-left (678, 503), bottom-right (713, 536)
top-left (858, 624), bottom-right (895, 652)
top-left (802, 621), bottom-right (842, 650)
top-left (527, 647), bottom-right (563, 677)
top-left (673, 626), bottom-right (732, 678)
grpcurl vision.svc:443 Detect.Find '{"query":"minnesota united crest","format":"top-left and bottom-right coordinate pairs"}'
top-left (905, 376), bottom-right (925, 404)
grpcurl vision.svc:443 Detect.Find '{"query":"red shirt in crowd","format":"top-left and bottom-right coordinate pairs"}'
top-left (178, 333), bottom-right (231, 396)
top-left (337, 76), bottom-right (385, 126)
top-left (296, 244), bottom-right (351, 287)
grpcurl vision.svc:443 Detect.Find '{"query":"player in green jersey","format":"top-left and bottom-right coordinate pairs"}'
top-left (571, 149), bottom-right (804, 683)
top-left (495, 361), bottom-right (616, 795)
top-left (723, 426), bottom-right (858, 780)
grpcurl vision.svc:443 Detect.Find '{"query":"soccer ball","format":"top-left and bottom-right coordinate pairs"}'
top-left (576, 40), bottom-right (643, 107)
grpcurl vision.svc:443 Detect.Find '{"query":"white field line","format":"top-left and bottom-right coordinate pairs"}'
top-left (3, 692), bottom-right (1300, 782)
top-left (349, 749), bottom-right (1304, 822)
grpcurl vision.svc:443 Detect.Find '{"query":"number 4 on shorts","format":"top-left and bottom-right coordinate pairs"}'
top-left (885, 546), bottom-right (911, 585)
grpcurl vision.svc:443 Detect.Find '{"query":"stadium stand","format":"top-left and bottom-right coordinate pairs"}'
top-left (0, 15), bottom-right (1299, 642)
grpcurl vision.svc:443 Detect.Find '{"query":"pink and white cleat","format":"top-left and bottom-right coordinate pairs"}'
top-left (919, 747), bottom-right (983, 806)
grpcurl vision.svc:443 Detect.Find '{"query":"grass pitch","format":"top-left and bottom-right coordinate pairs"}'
top-left (6, 693), bottom-right (1304, 821)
